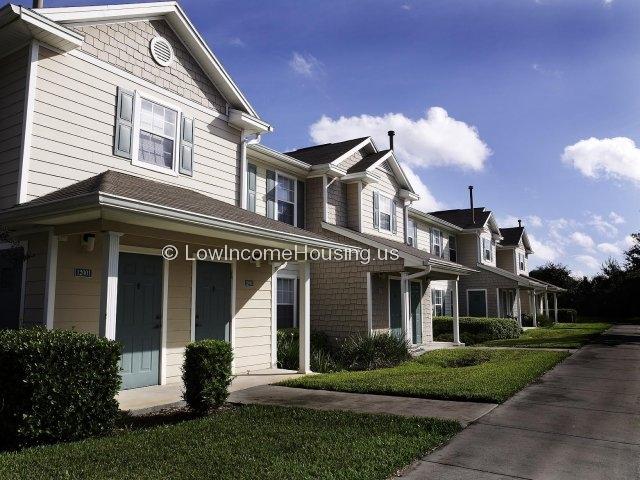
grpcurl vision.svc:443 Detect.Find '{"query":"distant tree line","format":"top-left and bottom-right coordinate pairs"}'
top-left (529, 232), bottom-right (639, 319)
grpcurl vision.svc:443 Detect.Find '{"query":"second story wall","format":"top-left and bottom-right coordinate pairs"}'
top-left (326, 177), bottom-right (348, 227)
top-left (0, 47), bottom-right (29, 210)
top-left (361, 169), bottom-right (405, 242)
top-left (496, 248), bottom-right (515, 273)
top-left (27, 30), bottom-right (241, 205)
top-left (457, 233), bottom-right (479, 267)
top-left (478, 227), bottom-right (497, 267)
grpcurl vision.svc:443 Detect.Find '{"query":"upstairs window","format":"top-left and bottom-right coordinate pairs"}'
top-left (482, 237), bottom-right (493, 262)
top-left (449, 235), bottom-right (457, 262)
top-left (407, 218), bottom-right (417, 247)
top-left (518, 252), bottom-right (526, 271)
top-left (379, 194), bottom-right (393, 232)
top-left (431, 228), bottom-right (443, 257)
top-left (276, 174), bottom-right (296, 226)
top-left (138, 99), bottom-right (177, 170)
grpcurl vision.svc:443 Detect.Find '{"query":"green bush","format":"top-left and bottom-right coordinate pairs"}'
top-left (433, 317), bottom-right (521, 345)
top-left (338, 332), bottom-right (410, 371)
top-left (0, 328), bottom-right (121, 448)
top-left (276, 328), bottom-right (339, 373)
top-left (535, 314), bottom-right (554, 327)
top-left (557, 309), bottom-right (578, 323)
top-left (182, 340), bottom-right (233, 414)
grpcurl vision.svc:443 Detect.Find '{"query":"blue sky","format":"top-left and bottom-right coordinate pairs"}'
top-left (26, 0), bottom-right (640, 276)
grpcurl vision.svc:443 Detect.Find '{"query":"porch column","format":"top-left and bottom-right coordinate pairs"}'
top-left (400, 273), bottom-right (411, 344)
top-left (515, 289), bottom-right (522, 328)
top-left (452, 277), bottom-right (461, 345)
top-left (366, 272), bottom-right (373, 334)
top-left (99, 231), bottom-right (122, 340)
top-left (532, 292), bottom-right (537, 327)
top-left (298, 261), bottom-right (311, 374)
top-left (544, 292), bottom-right (549, 317)
top-left (43, 230), bottom-right (59, 330)
top-left (553, 293), bottom-right (558, 323)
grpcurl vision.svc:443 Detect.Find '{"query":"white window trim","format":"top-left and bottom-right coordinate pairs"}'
top-left (432, 228), bottom-right (443, 257)
top-left (131, 90), bottom-right (182, 177)
top-left (432, 288), bottom-right (445, 317)
top-left (481, 236), bottom-right (493, 263)
top-left (466, 288), bottom-right (488, 318)
top-left (275, 170), bottom-right (297, 227)
top-left (407, 218), bottom-right (416, 247)
top-left (277, 273), bottom-right (298, 327)
top-left (377, 192), bottom-right (393, 233)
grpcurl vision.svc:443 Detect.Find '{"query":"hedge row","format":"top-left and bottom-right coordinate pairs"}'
top-left (433, 316), bottom-right (521, 345)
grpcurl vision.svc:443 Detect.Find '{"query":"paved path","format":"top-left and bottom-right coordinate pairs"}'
top-left (400, 324), bottom-right (640, 480)
top-left (229, 385), bottom-right (497, 426)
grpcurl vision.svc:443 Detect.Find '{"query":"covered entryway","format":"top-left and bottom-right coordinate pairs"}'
top-left (389, 278), bottom-right (403, 337)
top-left (0, 246), bottom-right (24, 329)
top-left (116, 252), bottom-right (163, 390)
top-left (195, 261), bottom-right (231, 341)
top-left (467, 290), bottom-right (487, 317)
top-left (410, 281), bottom-right (423, 344)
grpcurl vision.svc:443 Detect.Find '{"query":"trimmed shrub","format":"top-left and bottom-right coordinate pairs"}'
top-left (182, 340), bottom-right (233, 414)
top-left (0, 328), bottom-right (121, 448)
top-left (535, 314), bottom-right (554, 327)
top-left (339, 332), bottom-right (410, 371)
top-left (433, 317), bottom-right (521, 345)
top-left (276, 328), bottom-right (339, 373)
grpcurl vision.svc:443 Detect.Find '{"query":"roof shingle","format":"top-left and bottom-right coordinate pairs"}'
top-left (429, 208), bottom-right (492, 229)
top-left (346, 150), bottom-right (390, 174)
top-left (284, 137), bottom-right (369, 165)
top-left (499, 227), bottom-right (524, 246)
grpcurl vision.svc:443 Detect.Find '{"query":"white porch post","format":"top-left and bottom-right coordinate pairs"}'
top-left (99, 231), bottom-right (122, 340)
top-left (298, 261), bottom-right (311, 374)
top-left (400, 273), bottom-right (411, 344)
top-left (553, 293), bottom-right (558, 323)
top-left (544, 292), bottom-right (549, 317)
top-left (366, 272), bottom-right (373, 334)
top-left (452, 277), bottom-right (461, 345)
top-left (515, 289), bottom-right (522, 328)
top-left (532, 292), bottom-right (537, 327)
top-left (43, 230), bottom-right (58, 330)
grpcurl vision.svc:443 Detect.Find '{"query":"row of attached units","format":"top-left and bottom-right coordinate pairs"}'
top-left (0, 2), bottom-right (562, 391)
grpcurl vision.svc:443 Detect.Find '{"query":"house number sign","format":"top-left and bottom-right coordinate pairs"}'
top-left (74, 268), bottom-right (92, 278)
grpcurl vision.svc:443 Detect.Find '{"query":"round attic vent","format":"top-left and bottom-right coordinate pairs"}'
top-left (150, 37), bottom-right (174, 67)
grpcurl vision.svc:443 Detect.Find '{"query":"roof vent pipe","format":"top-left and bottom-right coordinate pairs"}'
top-left (388, 130), bottom-right (395, 150)
top-left (468, 185), bottom-right (475, 224)
top-left (518, 219), bottom-right (522, 228)
top-left (33, 0), bottom-right (44, 8)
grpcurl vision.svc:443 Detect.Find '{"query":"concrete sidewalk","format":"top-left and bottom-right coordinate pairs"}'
top-left (229, 385), bottom-right (497, 426)
top-left (399, 324), bottom-right (640, 480)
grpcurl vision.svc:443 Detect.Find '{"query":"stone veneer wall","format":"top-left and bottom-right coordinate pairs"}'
top-left (73, 20), bottom-right (227, 113)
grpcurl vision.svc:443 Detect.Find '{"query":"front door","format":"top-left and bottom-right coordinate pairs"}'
top-left (410, 281), bottom-right (422, 344)
top-left (116, 253), bottom-right (163, 390)
top-left (468, 290), bottom-right (487, 317)
top-left (195, 261), bottom-right (231, 341)
top-left (389, 279), bottom-right (402, 337)
top-left (0, 247), bottom-right (23, 329)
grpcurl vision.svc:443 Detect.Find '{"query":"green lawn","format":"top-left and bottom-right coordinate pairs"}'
top-left (280, 348), bottom-right (568, 403)
top-left (482, 322), bottom-right (610, 348)
top-left (0, 405), bottom-right (461, 480)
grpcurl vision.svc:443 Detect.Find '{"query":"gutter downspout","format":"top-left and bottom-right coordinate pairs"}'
top-left (239, 131), bottom-right (261, 209)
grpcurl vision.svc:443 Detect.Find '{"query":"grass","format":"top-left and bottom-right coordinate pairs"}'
top-left (280, 348), bottom-right (569, 403)
top-left (482, 322), bottom-right (610, 348)
top-left (0, 405), bottom-right (461, 480)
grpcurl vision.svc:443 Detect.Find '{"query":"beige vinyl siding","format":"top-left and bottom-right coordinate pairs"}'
top-left (361, 170), bottom-right (404, 241)
top-left (411, 217), bottom-right (458, 262)
top-left (496, 248), bottom-right (515, 273)
top-left (27, 47), bottom-right (240, 204)
top-left (246, 158), bottom-right (304, 221)
top-left (515, 245), bottom-right (528, 275)
top-left (326, 177), bottom-right (347, 227)
top-left (456, 233), bottom-right (479, 268)
top-left (0, 47), bottom-right (28, 210)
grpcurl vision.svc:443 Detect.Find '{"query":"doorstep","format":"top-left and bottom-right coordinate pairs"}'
top-left (410, 341), bottom-right (464, 357)
top-left (117, 368), bottom-right (303, 414)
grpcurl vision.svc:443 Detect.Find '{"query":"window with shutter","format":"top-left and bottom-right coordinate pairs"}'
top-left (373, 191), bottom-right (379, 229)
top-left (179, 115), bottom-right (194, 176)
top-left (247, 164), bottom-right (257, 212)
top-left (114, 87), bottom-right (135, 158)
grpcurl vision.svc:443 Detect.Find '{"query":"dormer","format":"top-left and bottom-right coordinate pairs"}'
top-left (497, 221), bottom-right (534, 274)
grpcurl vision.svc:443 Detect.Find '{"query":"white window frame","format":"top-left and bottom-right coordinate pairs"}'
top-left (377, 192), bottom-right (393, 233)
top-left (518, 252), bottom-right (526, 272)
top-left (432, 228), bottom-right (443, 257)
top-left (275, 171), bottom-right (297, 227)
top-left (432, 289), bottom-right (444, 317)
top-left (482, 237), bottom-right (493, 262)
top-left (131, 90), bottom-right (182, 177)
top-left (276, 274), bottom-right (297, 327)
top-left (407, 218), bottom-right (416, 247)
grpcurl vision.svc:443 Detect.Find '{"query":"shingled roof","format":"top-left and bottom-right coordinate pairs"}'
top-left (346, 150), bottom-right (391, 174)
top-left (11, 170), bottom-right (346, 244)
top-left (429, 208), bottom-right (492, 229)
top-left (499, 227), bottom-right (525, 246)
top-left (284, 137), bottom-right (369, 165)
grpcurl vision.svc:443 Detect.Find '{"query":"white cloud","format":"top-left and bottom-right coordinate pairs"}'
top-left (588, 214), bottom-right (618, 238)
top-left (309, 107), bottom-right (491, 171)
top-left (402, 165), bottom-right (443, 211)
top-left (228, 37), bottom-right (245, 47)
top-left (609, 211), bottom-right (625, 225)
top-left (497, 214), bottom-right (543, 229)
top-left (570, 231), bottom-right (595, 250)
top-left (528, 233), bottom-right (562, 262)
top-left (622, 235), bottom-right (636, 249)
top-left (531, 63), bottom-right (562, 78)
top-left (562, 137), bottom-right (640, 185)
top-left (575, 254), bottom-right (601, 271)
top-left (528, 215), bottom-right (543, 228)
top-left (289, 52), bottom-right (323, 77)
top-left (401, 4), bottom-right (412, 10)
top-left (597, 242), bottom-right (622, 256)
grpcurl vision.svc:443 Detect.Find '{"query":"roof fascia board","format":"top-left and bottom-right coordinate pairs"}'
top-left (340, 171), bottom-right (379, 184)
top-left (228, 109), bottom-right (272, 134)
top-left (408, 209), bottom-right (463, 232)
top-left (307, 164), bottom-right (347, 178)
top-left (330, 137), bottom-right (373, 166)
top-left (2, 5), bottom-right (84, 51)
top-left (379, 152), bottom-right (415, 194)
top-left (247, 144), bottom-right (311, 175)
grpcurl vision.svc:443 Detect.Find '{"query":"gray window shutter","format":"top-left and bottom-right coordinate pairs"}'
top-left (413, 221), bottom-right (418, 248)
top-left (266, 170), bottom-right (276, 219)
top-left (429, 227), bottom-right (434, 253)
top-left (114, 87), bottom-right (134, 158)
top-left (391, 201), bottom-right (397, 234)
top-left (247, 163), bottom-right (257, 212)
top-left (297, 180), bottom-right (305, 228)
top-left (179, 116), bottom-right (194, 175)
top-left (373, 191), bottom-right (379, 229)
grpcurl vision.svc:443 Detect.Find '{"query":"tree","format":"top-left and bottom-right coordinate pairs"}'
top-left (529, 262), bottom-right (578, 309)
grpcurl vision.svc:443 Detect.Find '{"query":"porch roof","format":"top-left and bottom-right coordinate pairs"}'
top-left (0, 170), bottom-right (357, 251)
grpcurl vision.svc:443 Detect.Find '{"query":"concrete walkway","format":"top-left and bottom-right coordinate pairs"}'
top-left (400, 324), bottom-right (640, 480)
top-left (229, 385), bottom-right (496, 426)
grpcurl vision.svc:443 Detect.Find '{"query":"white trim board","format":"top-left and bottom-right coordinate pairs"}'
top-left (17, 40), bottom-right (39, 205)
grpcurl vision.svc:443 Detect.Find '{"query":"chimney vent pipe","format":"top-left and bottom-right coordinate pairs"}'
top-left (33, 0), bottom-right (44, 8)
top-left (388, 130), bottom-right (395, 150)
top-left (518, 219), bottom-right (522, 228)
top-left (469, 186), bottom-right (475, 224)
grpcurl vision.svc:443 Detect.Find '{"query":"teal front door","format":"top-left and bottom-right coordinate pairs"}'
top-left (410, 281), bottom-right (422, 344)
top-left (389, 279), bottom-right (402, 337)
top-left (195, 261), bottom-right (231, 341)
top-left (468, 290), bottom-right (487, 317)
top-left (116, 253), bottom-right (163, 390)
